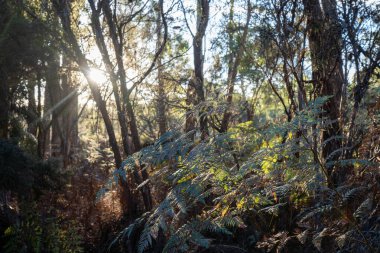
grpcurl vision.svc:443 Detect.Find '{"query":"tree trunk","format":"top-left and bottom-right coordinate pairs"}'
top-left (44, 53), bottom-right (78, 167)
top-left (156, 5), bottom-right (167, 136)
top-left (101, 1), bottom-right (143, 154)
top-left (51, 0), bottom-right (140, 218)
top-left (60, 57), bottom-right (78, 167)
top-left (0, 0), bottom-right (10, 139)
top-left (53, 0), bottom-right (122, 168)
top-left (185, 80), bottom-right (197, 138)
top-left (89, 0), bottom-right (131, 156)
top-left (303, 0), bottom-right (344, 186)
top-left (0, 73), bottom-right (8, 139)
top-left (38, 79), bottom-right (51, 158)
top-left (27, 80), bottom-right (38, 136)
top-left (92, 0), bottom-right (152, 213)
top-left (192, 0), bottom-right (210, 139)
top-left (45, 52), bottom-right (62, 158)
top-left (102, 0), bottom-right (153, 213)
top-left (220, 0), bottom-right (251, 132)
top-left (126, 99), bottom-right (142, 152)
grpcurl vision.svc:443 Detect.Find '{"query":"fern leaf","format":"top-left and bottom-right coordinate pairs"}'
top-left (354, 194), bottom-right (373, 221)
top-left (298, 204), bottom-right (333, 223)
top-left (137, 224), bottom-right (153, 253)
top-left (259, 203), bottom-right (287, 216)
top-left (342, 186), bottom-right (367, 204)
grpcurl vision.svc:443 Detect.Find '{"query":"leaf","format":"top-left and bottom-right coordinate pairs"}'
top-left (190, 230), bottom-right (210, 248)
top-left (354, 194), bottom-right (373, 220)
top-left (336, 230), bottom-right (355, 249)
top-left (298, 204), bottom-right (333, 223)
top-left (138, 225), bottom-right (153, 253)
top-left (336, 234), bottom-right (347, 248)
top-left (342, 186), bottom-right (367, 204)
top-left (297, 230), bottom-right (310, 244)
top-left (312, 228), bottom-right (331, 252)
top-left (221, 206), bottom-right (229, 217)
top-left (259, 203), bottom-right (287, 216)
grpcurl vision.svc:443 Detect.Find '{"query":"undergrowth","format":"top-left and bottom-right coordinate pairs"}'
top-left (102, 97), bottom-right (380, 253)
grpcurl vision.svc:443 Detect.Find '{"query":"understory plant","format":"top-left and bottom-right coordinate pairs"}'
top-left (103, 97), bottom-right (379, 253)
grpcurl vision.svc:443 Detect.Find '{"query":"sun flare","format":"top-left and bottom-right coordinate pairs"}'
top-left (88, 68), bottom-right (108, 85)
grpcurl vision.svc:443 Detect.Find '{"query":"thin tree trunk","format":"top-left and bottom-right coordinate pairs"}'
top-left (220, 0), bottom-right (251, 132)
top-left (27, 80), bottom-right (38, 136)
top-left (51, 0), bottom-right (138, 218)
top-left (0, 0), bottom-right (10, 139)
top-left (36, 73), bottom-right (45, 158)
top-left (38, 79), bottom-right (51, 158)
top-left (185, 81), bottom-right (197, 138)
top-left (97, 0), bottom-right (154, 212)
top-left (102, 0), bottom-right (167, 212)
top-left (156, 4), bottom-right (167, 136)
top-left (192, 0), bottom-right (210, 139)
top-left (88, 0), bottom-right (131, 156)
top-left (0, 73), bottom-right (8, 139)
top-left (125, 99), bottom-right (142, 151)
top-left (102, 0), bottom-right (144, 154)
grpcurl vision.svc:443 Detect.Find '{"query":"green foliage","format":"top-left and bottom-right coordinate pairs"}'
top-left (2, 203), bottom-right (83, 253)
top-left (103, 96), bottom-right (379, 252)
top-left (0, 140), bottom-right (67, 197)
top-left (0, 4), bottom-right (50, 76)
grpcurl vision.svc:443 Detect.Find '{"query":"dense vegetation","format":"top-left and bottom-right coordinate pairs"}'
top-left (0, 0), bottom-right (379, 252)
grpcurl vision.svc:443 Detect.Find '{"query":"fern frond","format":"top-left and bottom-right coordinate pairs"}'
top-left (342, 186), bottom-right (367, 204)
top-left (137, 223), bottom-right (153, 253)
top-left (298, 204), bottom-right (334, 223)
top-left (259, 203), bottom-right (287, 216)
top-left (354, 195), bottom-right (373, 221)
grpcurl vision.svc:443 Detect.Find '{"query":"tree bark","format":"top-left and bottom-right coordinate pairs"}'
top-left (303, 0), bottom-right (344, 186)
top-left (0, 73), bottom-right (8, 139)
top-left (45, 52), bottom-right (62, 158)
top-left (185, 80), bottom-right (197, 138)
top-left (192, 0), bottom-right (210, 139)
top-left (27, 80), bottom-right (38, 136)
top-left (220, 0), bottom-right (251, 132)
top-left (156, 4), bottom-right (167, 136)
top-left (60, 57), bottom-right (78, 167)
top-left (38, 78), bottom-right (51, 158)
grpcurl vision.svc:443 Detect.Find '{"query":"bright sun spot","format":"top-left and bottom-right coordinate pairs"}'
top-left (88, 68), bottom-right (108, 84)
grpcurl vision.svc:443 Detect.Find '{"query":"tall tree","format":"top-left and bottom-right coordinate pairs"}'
top-left (155, 2), bottom-right (168, 136)
top-left (50, 0), bottom-right (139, 218)
top-left (0, 69), bottom-right (9, 139)
top-left (185, 0), bottom-right (210, 139)
top-left (0, 1), bottom-right (16, 139)
top-left (342, 0), bottom-right (380, 159)
top-left (88, 0), bottom-right (131, 156)
top-left (303, 0), bottom-right (345, 186)
top-left (220, 0), bottom-right (252, 132)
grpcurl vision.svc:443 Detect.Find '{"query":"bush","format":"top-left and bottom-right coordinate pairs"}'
top-left (2, 203), bottom-right (83, 253)
top-left (0, 139), bottom-right (67, 198)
